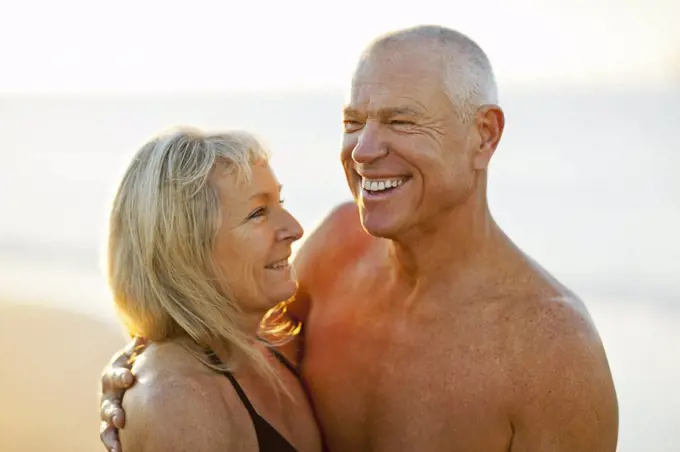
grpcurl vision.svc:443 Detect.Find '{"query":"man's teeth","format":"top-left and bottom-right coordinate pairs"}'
top-left (361, 178), bottom-right (405, 192)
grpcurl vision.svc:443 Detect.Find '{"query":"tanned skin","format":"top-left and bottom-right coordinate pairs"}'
top-left (100, 34), bottom-right (618, 452)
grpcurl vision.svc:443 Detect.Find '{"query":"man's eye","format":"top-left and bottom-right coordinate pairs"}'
top-left (390, 120), bottom-right (414, 126)
top-left (343, 120), bottom-right (363, 132)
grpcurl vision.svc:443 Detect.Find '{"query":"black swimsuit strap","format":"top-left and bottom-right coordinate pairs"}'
top-left (205, 349), bottom-right (259, 418)
top-left (266, 346), bottom-right (300, 379)
top-left (204, 347), bottom-right (299, 452)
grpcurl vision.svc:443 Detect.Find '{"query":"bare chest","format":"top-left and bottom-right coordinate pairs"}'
top-left (300, 285), bottom-right (513, 452)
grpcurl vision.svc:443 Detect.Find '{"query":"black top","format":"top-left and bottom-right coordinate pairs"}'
top-left (205, 347), bottom-right (299, 452)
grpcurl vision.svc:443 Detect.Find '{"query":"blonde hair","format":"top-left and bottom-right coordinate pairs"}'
top-left (108, 126), bottom-right (286, 384)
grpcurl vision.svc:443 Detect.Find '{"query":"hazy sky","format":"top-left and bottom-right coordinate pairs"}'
top-left (1, 0), bottom-right (678, 92)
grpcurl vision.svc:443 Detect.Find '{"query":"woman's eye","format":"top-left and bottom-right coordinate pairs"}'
top-left (248, 207), bottom-right (267, 220)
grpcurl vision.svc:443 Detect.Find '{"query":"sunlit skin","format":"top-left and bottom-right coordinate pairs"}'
top-left (112, 163), bottom-right (322, 452)
top-left (284, 44), bottom-right (618, 451)
top-left (100, 41), bottom-right (618, 452)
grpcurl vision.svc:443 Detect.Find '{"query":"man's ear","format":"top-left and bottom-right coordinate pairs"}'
top-left (472, 105), bottom-right (504, 170)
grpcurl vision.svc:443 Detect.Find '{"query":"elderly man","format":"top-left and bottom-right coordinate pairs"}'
top-left (99, 25), bottom-right (618, 451)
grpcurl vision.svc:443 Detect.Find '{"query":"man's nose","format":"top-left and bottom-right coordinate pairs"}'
top-left (351, 122), bottom-right (388, 164)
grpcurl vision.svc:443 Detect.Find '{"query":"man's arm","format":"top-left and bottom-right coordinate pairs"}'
top-left (277, 201), bottom-right (361, 363)
top-left (509, 299), bottom-right (619, 451)
top-left (120, 372), bottom-right (235, 452)
top-left (100, 336), bottom-right (147, 451)
top-left (289, 201), bottom-right (360, 323)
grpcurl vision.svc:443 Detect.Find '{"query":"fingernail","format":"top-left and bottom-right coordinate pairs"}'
top-left (113, 414), bottom-right (121, 427)
top-left (122, 373), bottom-right (133, 385)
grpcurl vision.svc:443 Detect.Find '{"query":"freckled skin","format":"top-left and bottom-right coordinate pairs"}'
top-left (288, 43), bottom-right (619, 452)
top-left (291, 203), bottom-right (618, 452)
top-left (99, 38), bottom-right (618, 452)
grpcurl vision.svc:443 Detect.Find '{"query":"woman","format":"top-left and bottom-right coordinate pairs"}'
top-left (105, 127), bottom-right (322, 452)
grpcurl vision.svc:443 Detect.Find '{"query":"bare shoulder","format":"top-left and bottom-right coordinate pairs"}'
top-left (513, 294), bottom-right (608, 363)
top-left (507, 294), bottom-right (619, 451)
top-left (120, 342), bottom-right (239, 452)
top-left (513, 293), bottom-right (600, 347)
top-left (294, 200), bottom-right (365, 271)
top-left (289, 201), bottom-right (368, 321)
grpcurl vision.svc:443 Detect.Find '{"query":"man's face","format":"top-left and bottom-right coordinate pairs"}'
top-left (341, 46), bottom-right (480, 239)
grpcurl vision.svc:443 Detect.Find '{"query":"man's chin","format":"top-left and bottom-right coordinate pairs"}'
top-left (359, 215), bottom-right (400, 239)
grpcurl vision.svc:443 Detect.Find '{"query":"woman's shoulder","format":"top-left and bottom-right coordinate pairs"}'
top-left (133, 341), bottom-right (210, 375)
top-left (119, 342), bottom-right (237, 451)
top-left (126, 341), bottom-right (226, 403)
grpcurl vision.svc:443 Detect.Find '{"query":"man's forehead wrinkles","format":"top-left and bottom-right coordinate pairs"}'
top-left (352, 80), bottom-right (427, 100)
top-left (344, 99), bottom-right (425, 118)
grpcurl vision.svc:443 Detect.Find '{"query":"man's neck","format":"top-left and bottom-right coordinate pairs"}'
top-left (387, 195), bottom-right (505, 288)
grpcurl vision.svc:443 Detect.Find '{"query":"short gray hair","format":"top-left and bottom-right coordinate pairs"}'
top-left (363, 25), bottom-right (498, 121)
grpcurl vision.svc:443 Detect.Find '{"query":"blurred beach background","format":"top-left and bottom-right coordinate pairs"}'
top-left (1, 0), bottom-right (679, 451)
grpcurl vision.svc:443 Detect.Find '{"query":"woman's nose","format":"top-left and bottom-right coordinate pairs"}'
top-left (276, 209), bottom-right (304, 242)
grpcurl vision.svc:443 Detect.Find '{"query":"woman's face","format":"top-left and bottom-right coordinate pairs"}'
top-left (212, 162), bottom-right (303, 313)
